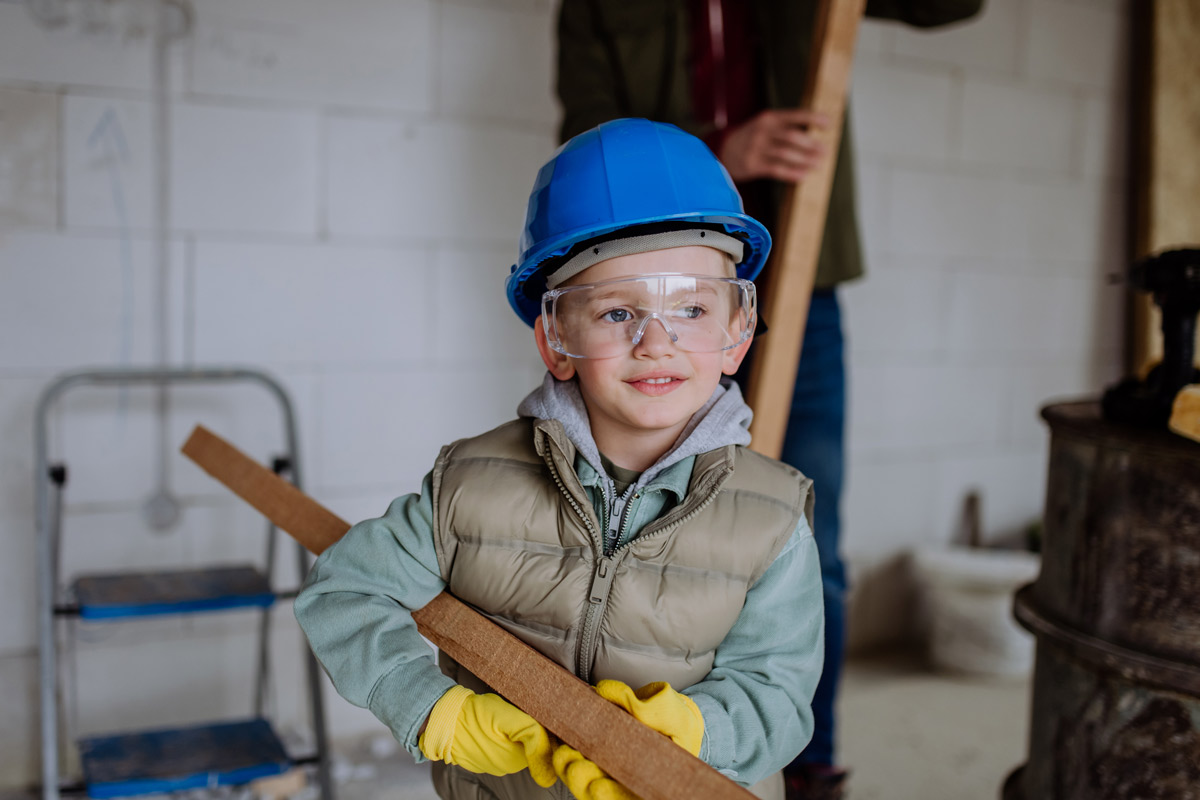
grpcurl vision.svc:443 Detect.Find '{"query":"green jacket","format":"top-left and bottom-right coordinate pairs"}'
top-left (557, 0), bottom-right (984, 288)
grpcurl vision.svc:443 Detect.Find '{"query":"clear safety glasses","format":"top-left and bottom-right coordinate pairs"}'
top-left (541, 273), bottom-right (757, 359)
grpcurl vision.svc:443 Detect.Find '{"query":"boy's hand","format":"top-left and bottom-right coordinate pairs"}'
top-left (595, 680), bottom-right (705, 756)
top-left (718, 108), bottom-right (832, 184)
top-left (418, 686), bottom-right (557, 787)
top-left (552, 680), bottom-right (706, 800)
top-left (553, 744), bottom-right (640, 800)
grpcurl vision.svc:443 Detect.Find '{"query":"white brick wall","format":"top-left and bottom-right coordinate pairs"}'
top-left (0, 0), bottom-right (1130, 784)
top-left (842, 0), bottom-right (1129, 650)
top-left (0, 88), bottom-right (58, 228)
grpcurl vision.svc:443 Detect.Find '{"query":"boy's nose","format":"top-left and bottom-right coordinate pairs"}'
top-left (631, 314), bottom-right (678, 356)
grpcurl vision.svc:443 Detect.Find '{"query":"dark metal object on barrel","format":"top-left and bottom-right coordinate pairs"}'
top-left (1102, 248), bottom-right (1200, 429)
top-left (1003, 402), bottom-right (1200, 800)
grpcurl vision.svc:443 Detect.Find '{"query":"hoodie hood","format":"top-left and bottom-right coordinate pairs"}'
top-left (516, 372), bottom-right (753, 489)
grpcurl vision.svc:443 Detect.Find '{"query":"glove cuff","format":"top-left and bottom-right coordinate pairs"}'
top-left (419, 685), bottom-right (473, 763)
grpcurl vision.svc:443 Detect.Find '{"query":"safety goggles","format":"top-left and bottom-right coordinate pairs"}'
top-left (541, 273), bottom-right (756, 359)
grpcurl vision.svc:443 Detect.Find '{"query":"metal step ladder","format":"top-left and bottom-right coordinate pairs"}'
top-left (35, 367), bottom-right (334, 800)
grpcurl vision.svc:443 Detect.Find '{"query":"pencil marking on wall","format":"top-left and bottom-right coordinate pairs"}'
top-left (87, 107), bottom-right (135, 371)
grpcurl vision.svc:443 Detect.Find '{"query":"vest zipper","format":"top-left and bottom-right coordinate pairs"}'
top-left (577, 554), bottom-right (616, 684)
top-left (578, 465), bottom-right (733, 681)
top-left (540, 443), bottom-right (601, 548)
top-left (537, 437), bottom-right (609, 685)
top-left (605, 486), bottom-right (639, 555)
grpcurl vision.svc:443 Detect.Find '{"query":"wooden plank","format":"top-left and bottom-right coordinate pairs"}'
top-left (1170, 384), bottom-right (1200, 443)
top-left (1132, 0), bottom-right (1200, 376)
top-left (180, 425), bottom-right (757, 800)
top-left (745, 0), bottom-right (866, 459)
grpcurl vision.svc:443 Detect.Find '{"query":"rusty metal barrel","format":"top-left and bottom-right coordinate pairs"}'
top-left (1003, 401), bottom-right (1200, 800)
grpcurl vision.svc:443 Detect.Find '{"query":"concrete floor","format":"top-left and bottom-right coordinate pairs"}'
top-left (330, 649), bottom-right (1033, 800)
top-left (836, 652), bottom-right (1031, 800)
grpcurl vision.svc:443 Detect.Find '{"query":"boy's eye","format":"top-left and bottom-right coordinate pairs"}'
top-left (680, 305), bottom-right (704, 319)
top-left (601, 308), bottom-right (633, 323)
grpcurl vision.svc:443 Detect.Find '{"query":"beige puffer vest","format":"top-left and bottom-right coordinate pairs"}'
top-left (427, 417), bottom-right (810, 800)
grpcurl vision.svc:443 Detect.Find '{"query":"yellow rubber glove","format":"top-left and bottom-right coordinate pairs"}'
top-left (594, 680), bottom-right (705, 756)
top-left (553, 744), bottom-right (639, 800)
top-left (418, 685), bottom-right (557, 787)
top-left (552, 681), bottom-right (705, 800)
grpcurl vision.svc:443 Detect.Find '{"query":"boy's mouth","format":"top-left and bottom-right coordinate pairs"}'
top-left (626, 375), bottom-right (685, 396)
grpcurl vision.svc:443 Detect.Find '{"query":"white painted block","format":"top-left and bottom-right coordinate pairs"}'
top-left (929, 448), bottom-right (1048, 547)
top-left (1080, 90), bottom-right (1127, 182)
top-left (887, 169), bottom-right (1022, 258)
top-left (840, 259), bottom-right (952, 356)
top-left (0, 377), bottom-right (44, 515)
top-left (192, 240), bottom-right (431, 367)
top-left (853, 159), bottom-right (889, 259)
top-left (326, 117), bottom-right (554, 241)
top-left (172, 103), bottom-right (319, 235)
top-left (430, 244), bottom-right (545, 366)
top-left (944, 271), bottom-right (1059, 359)
top-left (892, 0), bottom-right (1020, 75)
top-left (945, 270), bottom-right (1123, 362)
top-left (315, 370), bottom-right (441, 495)
top-left (961, 79), bottom-right (1076, 174)
top-left (0, 6), bottom-right (156, 91)
top-left (0, 504), bottom-right (37, 653)
top-left (1011, 179), bottom-right (1125, 264)
top-left (189, 0), bottom-right (433, 113)
top-left (0, 232), bottom-right (187, 370)
top-left (0, 88), bottom-right (58, 228)
top-left (1002, 357), bottom-right (1122, 446)
top-left (64, 94), bottom-right (155, 231)
top-left (847, 362), bottom-right (1007, 453)
top-left (1027, 1), bottom-right (1126, 90)
top-left (851, 62), bottom-right (955, 161)
top-left (0, 654), bottom-right (37, 785)
top-left (842, 454), bottom-right (939, 559)
top-left (854, 18), bottom-right (894, 56)
top-left (438, 3), bottom-right (556, 126)
top-left (316, 367), bottom-right (539, 493)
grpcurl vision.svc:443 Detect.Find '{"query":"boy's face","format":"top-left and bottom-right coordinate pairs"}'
top-left (534, 245), bottom-right (753, 468)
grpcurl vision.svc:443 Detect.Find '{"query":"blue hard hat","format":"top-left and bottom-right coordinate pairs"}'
top-left (506, 118), bottom-right (772, 327)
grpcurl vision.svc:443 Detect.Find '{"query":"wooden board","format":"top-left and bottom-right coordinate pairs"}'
top-left (180, 426), bottom-right (757, 800)
top-left (1132, 1), bottom-right (1200, 376)
top-left (745, 0), bottom-right (866, 459)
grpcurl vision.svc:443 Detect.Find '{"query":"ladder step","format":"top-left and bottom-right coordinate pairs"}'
top-left (73, 566), bottom-right (275, 620)
top-left (79, 718), bottom-right (290, 799)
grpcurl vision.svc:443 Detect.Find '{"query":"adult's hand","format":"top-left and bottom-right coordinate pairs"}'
top-left (718, 109), bottom-right (831, 184)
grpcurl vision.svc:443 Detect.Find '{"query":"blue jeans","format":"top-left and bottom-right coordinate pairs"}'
top-left (775, 291), bottom-right (848, 770)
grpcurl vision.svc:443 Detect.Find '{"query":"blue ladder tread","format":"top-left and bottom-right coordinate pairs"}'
top-left (73, 565), bottom-right (275, 620)
top-left (79, 718), bottom-right (290, 799)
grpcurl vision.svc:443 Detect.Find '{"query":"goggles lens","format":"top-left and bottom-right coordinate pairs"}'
top-left (541, 274), bottom-right (756, 359)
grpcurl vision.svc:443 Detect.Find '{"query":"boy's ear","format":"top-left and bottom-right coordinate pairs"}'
top-left (534, 316), bottom-right (577, 380)
top-left (722, 331), bottom-right (754, 376)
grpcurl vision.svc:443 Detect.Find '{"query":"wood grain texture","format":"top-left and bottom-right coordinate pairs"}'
top-left (1133, 1), bottom-right (1200, 376)
top-left (744, 0), bottom-right (866, 459)
top-left (180, 425), bottom-right (757, 800)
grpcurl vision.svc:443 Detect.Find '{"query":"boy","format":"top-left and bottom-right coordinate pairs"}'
top-left (294, 118), bottom-right (824, 800)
